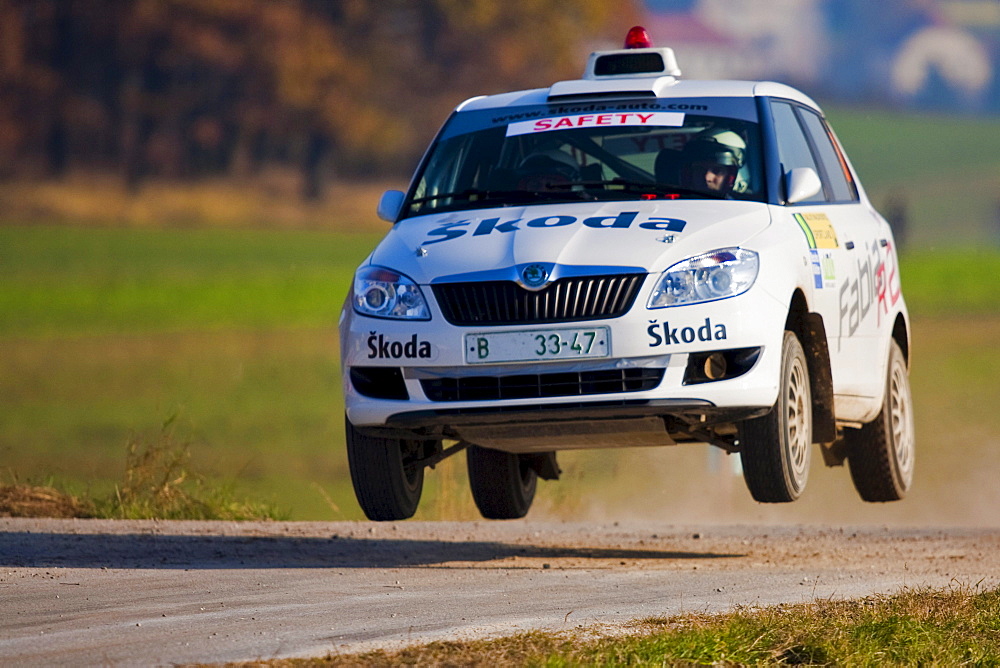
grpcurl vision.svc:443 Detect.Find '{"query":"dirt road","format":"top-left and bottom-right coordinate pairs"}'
top-left (1, 518), bottom-right (998, 665)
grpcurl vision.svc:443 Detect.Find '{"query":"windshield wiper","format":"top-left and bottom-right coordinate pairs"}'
top-left (409, 188), bottom-right (540, 205)
top-left (408, 179), bottom-right (723, 210)
top-left (546, 179), bottom-right (726, 200)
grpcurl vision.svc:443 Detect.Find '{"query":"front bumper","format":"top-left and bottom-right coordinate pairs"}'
top-left (340, 286), bottom-right (788, 445)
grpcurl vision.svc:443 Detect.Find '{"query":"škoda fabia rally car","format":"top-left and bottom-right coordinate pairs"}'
top-left (339, 27), bottom-right (914, 520)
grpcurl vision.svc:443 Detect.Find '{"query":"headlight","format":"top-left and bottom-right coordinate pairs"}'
top-left (353, 266), bottom-right (430, 320)
top-left (648, 248), bottom-right (759, 308)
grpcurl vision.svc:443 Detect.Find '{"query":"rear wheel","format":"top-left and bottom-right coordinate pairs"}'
top-left (345, 415), bottom-right (429, 521)
top-left (467, 446), bottom-right (537, 519)
top-left (846, 340), bottom-right (914, 501)
top-left (738, 331), bottom-right (812, 502)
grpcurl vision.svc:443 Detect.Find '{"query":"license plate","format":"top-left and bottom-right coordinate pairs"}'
top-left (465, 327), bottom-right (610, 364)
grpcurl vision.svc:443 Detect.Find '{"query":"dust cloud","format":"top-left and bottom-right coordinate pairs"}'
top-left (528, 437), bottom-right (1000, 529)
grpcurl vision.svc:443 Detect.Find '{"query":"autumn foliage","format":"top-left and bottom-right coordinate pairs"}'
top-left (0, 0), bottom-right (641, 196)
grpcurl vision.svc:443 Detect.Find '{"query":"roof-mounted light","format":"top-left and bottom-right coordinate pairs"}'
top-left (624, 26), bottom-right (653, 49)
top-left (547, 27), bottom-right (682, 99)
top-left (575, 28), bottom-right (681, 81)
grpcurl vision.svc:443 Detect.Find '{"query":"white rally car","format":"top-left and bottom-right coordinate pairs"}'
top-left (339, 27), bottom-right (914, 521)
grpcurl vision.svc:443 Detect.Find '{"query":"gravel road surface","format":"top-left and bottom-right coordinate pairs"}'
top-left (2, 518), bottom-right (998, 666)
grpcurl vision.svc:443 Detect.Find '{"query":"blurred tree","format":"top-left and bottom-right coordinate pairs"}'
top-left (0, 0), bottom-right (641, 196)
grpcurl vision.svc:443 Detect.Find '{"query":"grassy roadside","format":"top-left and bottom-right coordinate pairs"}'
top-left (0, 416), bottom-right (283, 520)
top-left (240, 584), bottom-right (1000, 666)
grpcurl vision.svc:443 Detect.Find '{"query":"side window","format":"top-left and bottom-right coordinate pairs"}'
top-left (799, 110), bottom-right (859, 202)
top-left (770, 101), bottom-right (825, 204)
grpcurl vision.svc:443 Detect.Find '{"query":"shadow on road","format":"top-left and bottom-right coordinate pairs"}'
top-left (0, 531), bottom-right (743, 569)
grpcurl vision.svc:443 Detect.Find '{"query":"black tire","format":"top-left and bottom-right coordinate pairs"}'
top-left (738, 331), bottom-right (813, 503)
top-left (846, 340), bottom-right (914, 502)
top-left (345, 415), bottom-right (427, 521)
top-left (467, 445), bottom-right (537, 520)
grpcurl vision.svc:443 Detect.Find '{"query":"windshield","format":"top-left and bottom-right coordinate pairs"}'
top-left (405, 98), bottom-right (765, 217)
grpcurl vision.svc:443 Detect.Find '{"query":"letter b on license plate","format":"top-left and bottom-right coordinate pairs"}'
top-left (465, 327), bottom-right (610, 364)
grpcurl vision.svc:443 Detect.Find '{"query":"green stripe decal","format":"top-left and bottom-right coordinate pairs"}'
top-left (794, 213), bottom-right (817, 249)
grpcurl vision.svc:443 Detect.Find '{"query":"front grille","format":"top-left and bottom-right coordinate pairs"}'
top-left (420, 368), bottom-right (664, 402)
top-left (432, 273), bottom-right (644, 326)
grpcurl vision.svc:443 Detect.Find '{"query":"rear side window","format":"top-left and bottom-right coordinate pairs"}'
top-left (770, 101), bottom-right (825, 204)
top-left (798, 110), bottom-right (858, 202)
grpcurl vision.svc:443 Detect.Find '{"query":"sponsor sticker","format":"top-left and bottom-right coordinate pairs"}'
top-left (810, 250), bottom-right (823, 289)
top-left (822, 252), bottom-right (836, 287)
top-left (794, 213), bottom-right (839, 249)
top-left (506, 112), bottom-right (685, 137)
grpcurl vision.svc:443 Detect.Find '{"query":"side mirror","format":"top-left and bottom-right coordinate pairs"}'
top-left (785, 168), bottom-right (822, 204)
top-left (377, 190), bottom-right (406, 223)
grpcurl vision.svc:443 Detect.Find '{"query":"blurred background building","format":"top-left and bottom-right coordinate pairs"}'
top-left (644, 0), bottom-right (1000, 113)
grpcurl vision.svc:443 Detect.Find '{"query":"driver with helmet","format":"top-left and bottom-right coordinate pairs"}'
top-left (680, 129), bottom-right (746, 196)
top-left (516, 149), bottom-right (580, 192)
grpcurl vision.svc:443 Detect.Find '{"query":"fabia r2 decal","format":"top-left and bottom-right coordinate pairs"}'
top-left (839, 238), bottom-right (902, 338)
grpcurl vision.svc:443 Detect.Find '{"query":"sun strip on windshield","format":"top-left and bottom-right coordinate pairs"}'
top-left (506, 111), bottom-right (685, 137)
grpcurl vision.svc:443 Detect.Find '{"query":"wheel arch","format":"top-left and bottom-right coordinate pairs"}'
top-left (784, 289), bottom-right (837, 445)
top-left (892, 312), bottom-right (910, 366)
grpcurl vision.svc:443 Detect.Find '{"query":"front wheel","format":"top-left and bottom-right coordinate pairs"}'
top-left (846, 340), bottom-right (914, 501)
top-left (738, 331), bottom-right (813, 503)
top-left (467, 446), bottom-right (537, 519)
top-left (345, 415), bottom-right (429, 521)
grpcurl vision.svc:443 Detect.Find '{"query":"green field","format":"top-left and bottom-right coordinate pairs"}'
top-left (2, 222), bottom-right (999, 523)
top-left (824, 107), bottom-right (1000, 248)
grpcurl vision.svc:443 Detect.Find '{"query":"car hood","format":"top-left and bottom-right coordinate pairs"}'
top-left (367, 200), bottom-right (772, 283)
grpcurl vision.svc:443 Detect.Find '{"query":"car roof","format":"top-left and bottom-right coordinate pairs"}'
top-left (457, 77), bottom-right (821, 114)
